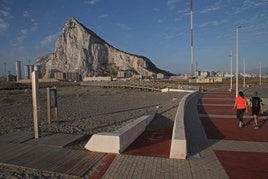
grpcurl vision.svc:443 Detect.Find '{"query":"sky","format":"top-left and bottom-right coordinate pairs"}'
top-left (0, 0), bottom-right (268, 75)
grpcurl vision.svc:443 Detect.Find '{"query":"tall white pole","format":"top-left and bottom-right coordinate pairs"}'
top-left (4, 62), bottom-right (6, 76)
top-left (243, 58), bottom-right (245, 88)
top-left (229, 51), bottom-right (233, 91)
top-left (235, 26), bottom-right (240, 97)
top-left (32, 71), bottom-right (39, 139)
top-left (259, 62), bottom-right (262, 86)
top-left (190, 0), bottom-right (194, 77)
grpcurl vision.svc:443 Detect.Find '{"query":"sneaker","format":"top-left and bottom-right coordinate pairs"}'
top-left (239, 121), bottom-right (242, 128)
top-left (254, 126), bottom-right (259, 129)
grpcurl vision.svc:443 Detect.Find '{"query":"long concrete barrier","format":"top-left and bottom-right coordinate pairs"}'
top-left (169, 90), bottom-right (199, 159)
top-left (85, 112), bottom-right (156, 153)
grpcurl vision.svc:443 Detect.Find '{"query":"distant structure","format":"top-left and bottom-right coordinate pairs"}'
top-left (24, 65), bottom-right (30, 79)
top-left (54, 72), bottom-right (81, 82)
top-left (15, 61), bottom-right (22, 81)
top-left (190, 0), bottom-right (194, 77)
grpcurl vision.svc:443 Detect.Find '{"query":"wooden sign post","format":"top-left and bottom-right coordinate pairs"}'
top-left (32, 71), bottom-right (39, 139)
top-left (47, 87), bottom-right (58, 124)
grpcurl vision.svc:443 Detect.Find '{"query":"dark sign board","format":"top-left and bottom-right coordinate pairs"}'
top-left (49, 88), bottom-right (57, 108)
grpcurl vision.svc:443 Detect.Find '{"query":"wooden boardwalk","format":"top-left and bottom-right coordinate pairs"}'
top-left (80, 81), bottom-right (163, 92)
top-left (0, 131), bottom-right (105, 177)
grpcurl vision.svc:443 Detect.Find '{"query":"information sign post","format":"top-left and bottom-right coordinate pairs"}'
top-left (47, 88), bottom-right (58, 124)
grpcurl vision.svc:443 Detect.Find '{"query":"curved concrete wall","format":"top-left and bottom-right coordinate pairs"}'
top-left (169, 90), bottom-right (199, 159)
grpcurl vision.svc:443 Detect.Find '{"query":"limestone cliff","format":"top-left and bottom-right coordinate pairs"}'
top-left (36, 17), bottom-right (172, 78)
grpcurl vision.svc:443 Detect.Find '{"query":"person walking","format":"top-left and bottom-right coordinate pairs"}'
top-left (249, 91), bottom-right (264, 129)
top-left (233, 91), bottom-right (248, 128)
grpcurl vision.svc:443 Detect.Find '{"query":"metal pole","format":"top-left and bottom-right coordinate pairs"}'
top-left (243, 58), bottom-right (245, 88)
top-left (235, 26), bottom-right (241, 97)
top-left (229, 51), bottom-right (232, 91)
top-left (4, 62), bottom-right (6, 76)
top-left (190, 0), bottom-right (194, 77)
top-left (259, 62), bottom-right (262, 86)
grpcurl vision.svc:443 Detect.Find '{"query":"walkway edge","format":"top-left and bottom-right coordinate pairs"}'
top-left (170, 90), bottom-right (199, 159)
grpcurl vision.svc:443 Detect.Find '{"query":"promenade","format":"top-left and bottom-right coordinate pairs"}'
top-left (102, 86), bottom-right (268, 178)
top-left (0, 86), bottom-right (267, 178)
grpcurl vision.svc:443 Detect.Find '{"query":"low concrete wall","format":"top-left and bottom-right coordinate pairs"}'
top-left (83, 76), bottom-right (112, 82)
top-left (169, 90), bottom-right (199, 159)
top-left (85, 112), bottom-right (156, 153)
top-left (161, 88), bottom-right (196, 93)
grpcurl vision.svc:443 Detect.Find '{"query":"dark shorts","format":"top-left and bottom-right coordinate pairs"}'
top-left (236, 109), bottom-right (246, 121)
top-left (252, 108), bottom-right (260, 116)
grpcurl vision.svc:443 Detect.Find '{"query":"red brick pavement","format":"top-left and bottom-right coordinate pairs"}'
top-left (214, 151), bottom-right (268, 179)
top-left (123, 129), bottom-right (172, 158)
top-left (200, 117), bottom-right (268, 142)
top-left (200, 87), bottom-right (268, 179)
top-left (198, 98), bottom-right (234, 105)
top-left (199, 87), bottom-right (268, 142)
top-left (198, 105), bottom-right (236, 115)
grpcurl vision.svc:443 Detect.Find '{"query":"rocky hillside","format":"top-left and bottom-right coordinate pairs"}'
top-left (36, 17), bottom-right (172, 78)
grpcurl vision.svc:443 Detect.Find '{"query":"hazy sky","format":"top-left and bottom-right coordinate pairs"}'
top-left (0, 0), bottom-right (267, 75)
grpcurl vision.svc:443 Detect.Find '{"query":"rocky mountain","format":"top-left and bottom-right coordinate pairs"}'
top-left (36, 17), bottom-right (172, 78)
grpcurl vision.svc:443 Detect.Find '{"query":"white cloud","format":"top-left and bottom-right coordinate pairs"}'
top-left (167, 0), bottom-right (182, 10)
top-left (167, 0), bottom-right (181, 5)
top-left (31, 22), bottom-right (38, 31)
top-left (199, 19), bottom-right (228, 28)
top-left (0, 18), bottom-right (9, 33)
top-left (98, 14), bottom-right (108, 18)
top-left (23, 11), bottom-right (30, 17)
top-left (200, 6), bottom-right (221, 14)
top-left (0, 6), bottom-right (12, 33)
top-left (116, 23), bottom-right (131, 31)
top-left (40, 33), bottom-right (60, 47)
top-left (17, 29), bottom-right (28, 42)
top-left (235, 0), bottom-right (268, 13)
top-left (84, 0), bottom-right (100, 5)
top-left (21, 11), bottom-right (39, 33)
top-left (0, 8), bottom-right (11, 18)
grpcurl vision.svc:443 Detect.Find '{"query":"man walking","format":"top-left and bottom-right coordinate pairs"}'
top-left (249, 91), bottom-right (264, 129)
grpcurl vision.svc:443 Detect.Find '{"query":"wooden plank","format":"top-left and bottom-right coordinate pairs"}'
top-left (0, 142), bottom-right (35, 162)
top-left (54, 150), bottom-right (105, 176)
top-left (25, 133), bottom-right (83, 147)
top-left (1, 141), bottom-right (105, 177)
top-left (0, 131), bottom-right (34, 143)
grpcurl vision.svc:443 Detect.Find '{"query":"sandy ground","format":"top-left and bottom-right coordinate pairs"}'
top-left (0, 85), bottom-right (188, 151)
top-left (0, 85), bottom-right (188, 178)
top-left (0, 86), bottom-right (187, 135)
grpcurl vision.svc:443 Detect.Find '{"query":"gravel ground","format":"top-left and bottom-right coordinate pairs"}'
top-left (0, 85), bottom-right (188, 178)
top-left (0, 86), bottom-right (187, 136)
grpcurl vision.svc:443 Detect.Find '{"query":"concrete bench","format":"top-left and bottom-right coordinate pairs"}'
top-left (85, 112), bottom-right (156, 153)
top-left (169, 91), bottom-right (199, 159)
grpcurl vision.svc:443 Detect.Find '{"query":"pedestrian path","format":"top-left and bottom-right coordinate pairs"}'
top-left (103, 87), bottom-right (268, 178)
top-left (196, 87), bottom-right (268, 178)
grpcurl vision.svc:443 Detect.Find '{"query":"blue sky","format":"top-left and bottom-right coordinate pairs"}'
top-left (0, 0), bottom-right (267, 75)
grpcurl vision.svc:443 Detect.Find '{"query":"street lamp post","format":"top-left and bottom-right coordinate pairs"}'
top-left (259, 62), bottom-right (262, 86)
top-left (235, 26), bottom-right (241, 97)
top-left (229, 51), bottom-right (233, 91)
top-left (243, 58), bottom-right (246, 88)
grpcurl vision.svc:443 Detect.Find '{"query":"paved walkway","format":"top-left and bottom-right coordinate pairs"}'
top-left (102, 86), bottom-right (268, 178)
top-left (1, 86), bottom-right (268, 178)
